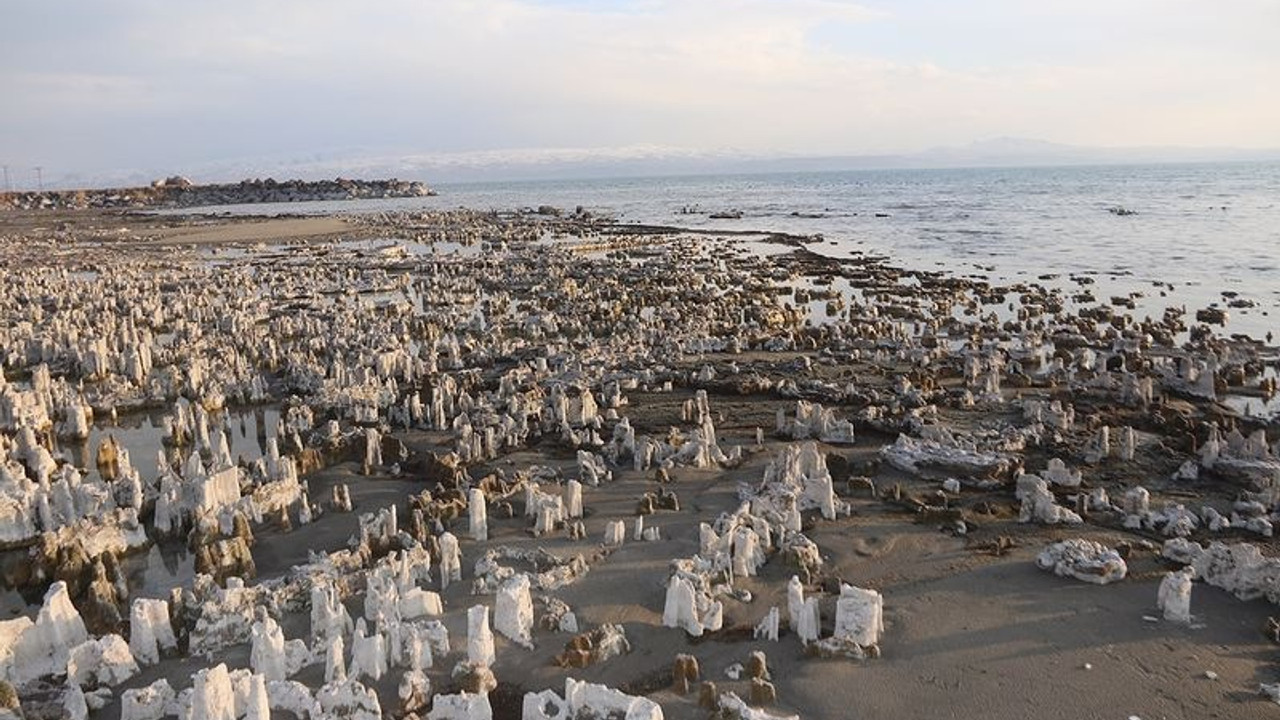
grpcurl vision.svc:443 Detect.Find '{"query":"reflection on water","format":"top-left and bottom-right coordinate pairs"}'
top-left (1221, 364), bottom-right (1280, 419)
top-left (2, 543), bottom-right (197, 611)
top-left (42, 406), bottom-right (283, 604)
top-left (124, 544), bottom-right (197, 600)
top-left (314, 237), bottom-right (484, 258)
top-left (0, 588), bottom-right (29, 618)
top-left (780, 276), bottom-right (861, 328)
top-left (0, 406), bottom-right (283, 609)
top-left (1223, 395), bottom-right (1280, 418)
top-left (56, 406), bottom-right (280, 486)
top-left (67, 269), bottom-right (101, 283)
top-left (197, 237), bottom-right (483, 275)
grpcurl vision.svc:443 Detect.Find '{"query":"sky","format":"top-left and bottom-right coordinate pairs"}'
top-left (1, 0), bottom-right (1277, 186)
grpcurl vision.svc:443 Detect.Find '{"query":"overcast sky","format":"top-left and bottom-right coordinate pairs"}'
top-left (1, 0), bottom-right (1276, 184)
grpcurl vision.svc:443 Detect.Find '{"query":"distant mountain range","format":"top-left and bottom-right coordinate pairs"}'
top-left (41, 138), bottom-right (1280, 189)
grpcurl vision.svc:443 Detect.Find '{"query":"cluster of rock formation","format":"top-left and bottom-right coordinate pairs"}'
top-left (0, 203), bottom-right (1276, 718)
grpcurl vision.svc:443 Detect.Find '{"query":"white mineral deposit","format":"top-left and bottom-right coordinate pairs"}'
top-left (0, 169), bottom-right (1274, 720)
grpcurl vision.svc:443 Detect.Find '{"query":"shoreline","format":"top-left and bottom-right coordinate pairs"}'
top-left (0, 178), bottom-right (434, 212)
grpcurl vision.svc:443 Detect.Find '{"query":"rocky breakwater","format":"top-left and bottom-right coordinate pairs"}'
top-left (1, 177), bottom-right (435, 211)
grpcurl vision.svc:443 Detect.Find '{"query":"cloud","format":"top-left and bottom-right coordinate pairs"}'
top-left (0, 0), bottom-right (1276, 181)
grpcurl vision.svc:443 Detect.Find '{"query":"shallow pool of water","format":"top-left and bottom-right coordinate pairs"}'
top-left (55, 406), bottom-right (281, 486)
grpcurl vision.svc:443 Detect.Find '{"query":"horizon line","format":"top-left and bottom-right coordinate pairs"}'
top-left (7, 155), bottom-right (1280, 194)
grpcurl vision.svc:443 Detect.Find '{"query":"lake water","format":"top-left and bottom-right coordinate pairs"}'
top-left (55, 406), bottom-right (280, 488)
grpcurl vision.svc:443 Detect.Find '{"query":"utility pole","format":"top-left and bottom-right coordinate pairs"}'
top-left (1, 165), bottom-right (9, 192)
top-left (35, 166), bottom-right (43, 192)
